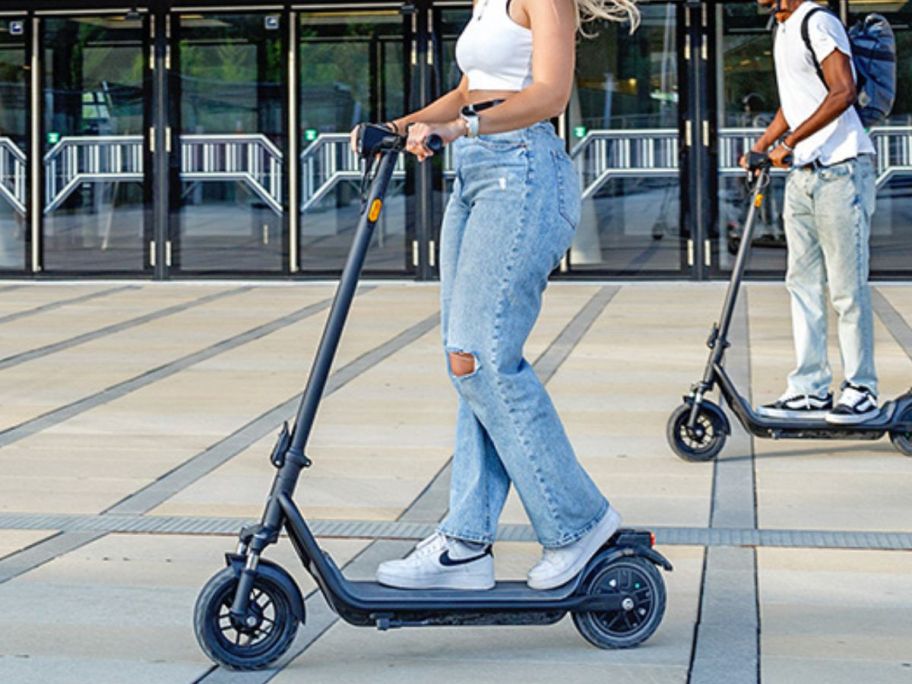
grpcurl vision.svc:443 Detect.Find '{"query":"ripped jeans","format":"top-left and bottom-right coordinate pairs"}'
top-left (437, 121), bottom-right (609, 549)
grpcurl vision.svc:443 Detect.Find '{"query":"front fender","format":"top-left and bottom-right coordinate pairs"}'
top-left (225, 553), bottom-right (306, 623)
top-left (684, 395), bottom-right (731, 436)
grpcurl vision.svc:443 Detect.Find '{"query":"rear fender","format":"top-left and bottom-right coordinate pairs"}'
top-left (584, 544), bottom-right (674, 583)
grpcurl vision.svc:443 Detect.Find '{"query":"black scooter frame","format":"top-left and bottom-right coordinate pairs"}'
top-left (676, 158), bottom-right (912, 457)
top-left (213, 126), bottom-right (671, 644)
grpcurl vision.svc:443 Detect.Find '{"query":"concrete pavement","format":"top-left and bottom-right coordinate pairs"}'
top-left (0, 281), bottom-right (910, 683)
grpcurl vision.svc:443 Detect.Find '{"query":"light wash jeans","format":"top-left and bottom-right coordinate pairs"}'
top-left (783, 155), bottom-right (878, 397)
top-left (437, 121), bottom-right (609, 549)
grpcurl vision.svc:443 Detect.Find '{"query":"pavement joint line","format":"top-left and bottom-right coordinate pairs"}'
top-left (872, 287), bottom-right (912, 360)
top-left (0, 288), bottom-right (357, 450)
top-left (0, 284), bottom-right (138, 325)
top-left (1, 513), bottom-right (911, 551)
top-left (689, 288), bottom-right (759, 684)
top-left (0, 286), bottom-right (254, 371)
top-left (194, 285), bottom-right (622, 684)
top-left (0, 284), bottom-right (25, 293)
top-left (0, 298), bottom-right (434, 583)
top-left (102, 311), bottom-right (440, 516)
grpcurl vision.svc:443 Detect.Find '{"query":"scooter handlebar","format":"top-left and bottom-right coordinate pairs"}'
top-left (425, 134), bottom-right (444, 154)
top-left (356, 123), bottom-right (444, 158)
top-left (746, 150), bottom-right (793, 172)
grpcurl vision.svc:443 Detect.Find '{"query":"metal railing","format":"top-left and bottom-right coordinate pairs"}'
top-left (43, 135), bottom-right (144, 213)
top-left (181, 133), bottom-right (284, 214)
top-left (1, 126), bottom-right (910, 218)
top-left (0, 137), bottom-right (27, 216)
top-left (40, 133), bottom-right (284, 215)
top-left (570, 128), bottom-right (679, 200)
top-left (300, 133), bottom-right (405, 213)
top-left (570, 126), bottom-right (912, 199)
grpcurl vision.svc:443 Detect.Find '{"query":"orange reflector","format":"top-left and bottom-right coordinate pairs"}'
top-left (754, 193), bottom-right (764, 207)
top-left (368, 199), bottom-right (383, 222)
top-left (650, 532), bottom-right (656, 547)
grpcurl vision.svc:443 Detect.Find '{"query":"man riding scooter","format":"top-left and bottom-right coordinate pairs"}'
top-left (744, 0), bottom-right (879, 424)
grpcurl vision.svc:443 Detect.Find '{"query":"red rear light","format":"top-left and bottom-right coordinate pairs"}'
top-left (650, 532), bottom-right (656, 547)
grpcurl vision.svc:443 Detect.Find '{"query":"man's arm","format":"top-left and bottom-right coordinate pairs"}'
top-left (753, 108), bottom-right (789, 153)
top-left (783, 50), bottom-right (856, 148)
top-left (739, 108), bottom-right (788, 168)
top-left (768, 49), bottom-right (856, 168)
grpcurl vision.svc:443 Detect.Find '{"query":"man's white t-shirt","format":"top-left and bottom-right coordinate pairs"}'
top-left (773, 1), bottom-right (875, 166)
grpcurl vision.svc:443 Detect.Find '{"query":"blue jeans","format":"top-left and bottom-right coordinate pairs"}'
top-left (437, 122), bottom-right (609, 549)
top-left (783, 155), bottom-right (878, 397)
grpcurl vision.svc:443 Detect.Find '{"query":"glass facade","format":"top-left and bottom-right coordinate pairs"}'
top-left (568, 4), bottom-right (681, 275)
top-left (173, 13), bottom-right (286, 273)
top-left (0, 1), bottom-right (908, 280)
top-left (298, 10), bottom-right (411, 274)
top-left (0, 18), bottom-right (28, 272)
top-left (42, 15), bottom-right (149, 273)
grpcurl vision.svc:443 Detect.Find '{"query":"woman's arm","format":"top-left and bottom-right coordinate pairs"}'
top-left (390, 78), bottom-right (470, 133)
top-left (349, 78), bottom-right (469, 152)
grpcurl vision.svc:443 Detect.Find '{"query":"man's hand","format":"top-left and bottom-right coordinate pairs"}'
top-left (768, 144), bottom-right (793, 169)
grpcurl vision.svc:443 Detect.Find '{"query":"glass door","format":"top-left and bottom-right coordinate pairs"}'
top-left (297, 8), bottom-right (412, 274)
top-left (0, 17), bottom-right (28, 273)
top-left (41, 13), bottom-right (150, 273)
top-left (171, 12), bottom-right (286, 274)
top-left (714, 0), bottom-right (786, 275)
top-left (848, 1), bottom-right (912, 277)
top-left (564, 3), bottom-right (684, 276)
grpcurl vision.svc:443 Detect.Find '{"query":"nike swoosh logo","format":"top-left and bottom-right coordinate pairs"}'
top-left (438, 549), bottom-right (488, 567)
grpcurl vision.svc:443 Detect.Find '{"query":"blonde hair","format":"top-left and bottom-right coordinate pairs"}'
top-left (575, 0), bottom-right (641, 34)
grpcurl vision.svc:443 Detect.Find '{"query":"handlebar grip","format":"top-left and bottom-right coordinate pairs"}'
top-left (425, 134), bottom-right (444, 154)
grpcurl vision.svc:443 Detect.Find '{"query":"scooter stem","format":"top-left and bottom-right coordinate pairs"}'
top-left (713, 166), bottom-right (769, 356)
top-left (287, 149), bottom-right (400, 458)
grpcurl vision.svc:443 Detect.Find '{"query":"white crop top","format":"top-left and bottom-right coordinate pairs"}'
top-left (455, 0), bottom-right (533, 91)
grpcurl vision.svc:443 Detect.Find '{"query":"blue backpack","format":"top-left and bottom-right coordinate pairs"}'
top-left (800, 8), bottom-right (896, 127)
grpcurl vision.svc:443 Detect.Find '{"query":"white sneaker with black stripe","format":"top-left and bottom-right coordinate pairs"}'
top-left (376, 532), bottom-right (494, 590)
top-left (757, 392), bottom-right (833, 420)
top-left (826, 384), bottom-right (879, 425)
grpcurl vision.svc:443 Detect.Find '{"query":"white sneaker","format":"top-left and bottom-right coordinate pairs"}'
top-left (527, 507), bottom-right (622, 590)
top-left (376, 532), bottom-right (494, 590)
top-left (826, 384), bottom-right (879, 425)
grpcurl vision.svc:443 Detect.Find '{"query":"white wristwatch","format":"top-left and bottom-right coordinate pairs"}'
top-left (460, 107), bottom-right (480, 138)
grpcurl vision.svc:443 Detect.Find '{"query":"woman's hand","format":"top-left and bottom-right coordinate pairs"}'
top-left (406, 120), bottom-right (465, 162)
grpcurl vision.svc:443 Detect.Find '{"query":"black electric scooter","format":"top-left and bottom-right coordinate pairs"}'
top-left (194, 124), bottom-right (673, 670)
top-left (667, 152), bottom-right (912, 462)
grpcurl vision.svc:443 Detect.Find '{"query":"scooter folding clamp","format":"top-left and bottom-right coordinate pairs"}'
top-left (269, 422), bottom-right (291, 468)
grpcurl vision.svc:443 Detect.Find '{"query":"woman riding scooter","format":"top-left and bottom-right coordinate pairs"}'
top-left (350, 0), bottom-right (640, 591)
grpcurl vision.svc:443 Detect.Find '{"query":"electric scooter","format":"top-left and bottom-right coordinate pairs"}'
top-left (194, 124), bottom-right (673, 670)
top-left (667, 152), bottom-right (912, 462)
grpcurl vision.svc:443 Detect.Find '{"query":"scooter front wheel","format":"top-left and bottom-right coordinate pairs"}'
top-left (667, 403), bottom-right (727, 462)
top-left (889, 406), bottom-right (912, 456)
top-left (572, 557), bottom-right (666, 649)
top-left (194, 567), bottom-right (299, 671)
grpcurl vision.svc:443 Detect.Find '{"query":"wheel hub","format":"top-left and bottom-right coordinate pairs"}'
top-left (621, 597), bottom-right (635, 611)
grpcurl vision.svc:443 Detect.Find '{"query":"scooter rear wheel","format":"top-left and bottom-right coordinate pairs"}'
top-left (889, 406), bottom-right (912, 456)
top-left (667, 403), bottom-right (727, 462)
top-left (572, 557), bottom-right (666, 649)
top-left (194, 567), bottom-right (299, 671)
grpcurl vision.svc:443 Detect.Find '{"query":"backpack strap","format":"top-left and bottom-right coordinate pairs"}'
top-left (801, 7), bottom-right (828, 88)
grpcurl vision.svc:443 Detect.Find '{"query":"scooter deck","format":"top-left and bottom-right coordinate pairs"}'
top-left (347, 580), bottom-right (576, 603)
top-left (308, 527), bottom-right (661, 611)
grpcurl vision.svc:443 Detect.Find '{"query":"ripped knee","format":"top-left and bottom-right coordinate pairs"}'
top-left (448, 351), bottom-right (476, 377)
